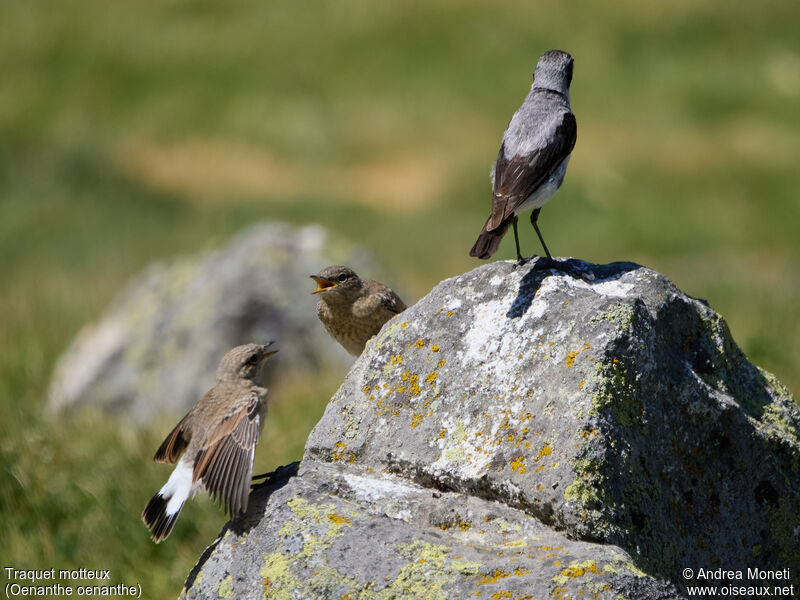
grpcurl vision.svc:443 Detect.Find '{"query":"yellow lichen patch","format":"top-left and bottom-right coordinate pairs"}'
top-left (217, 574), bottom-right (233, 598)
top-left (411, 413), bottom-right (423, 428)
top-left (432, 344), bottom-right (440, 352)
top-left (259, 551), bottom-right (291, 600)
top-left (477, 569), bottom-right (511, 585)
top-left (363, 385), bottom-right (371, 394)
top-left (381, 540), bottom-right (454, 599)
top-left (415, 339), bottom-right (427, 348)
top-left (391, 354), bottom-right (403, 364)
top-left (452, 560), bottom-right (482, 575)
top-left (401, 322), bottom-right (409, 328)
top-left (552, 560), bottom-right (600, 586)
top-left (327, 513), bottom-right (353, 526)
top-left (446, 311), bottom-right (454, 316)
top-left (511, 456), bottom-right (526, 474)
top-left (565, 351), bottom-right (578, 368)
top-left (578, 380), bottom-right (586, 390)
top-left (426, 372), bottom-right (438, 385)
top-left (331, 441), bottom-right (354, 463)
top-left (401, 370), bottom-right (410, 381)
top-left (439, 428), bottom-right (447, 439)
top-left (534, 444), bottom-right (553, 462)
top-left (437, 359), bottom-right (446, 368)
top-left (409, 375), bottom-right (422, 396)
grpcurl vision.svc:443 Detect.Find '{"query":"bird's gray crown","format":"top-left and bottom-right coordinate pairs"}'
top-left (532, 49), bottom-right (574, 95)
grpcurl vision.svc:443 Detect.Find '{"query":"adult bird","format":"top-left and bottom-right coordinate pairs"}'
top-left (470, 49), bottom-right (577, 264)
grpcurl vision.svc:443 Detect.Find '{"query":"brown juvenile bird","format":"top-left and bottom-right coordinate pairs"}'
top-left (142, 342), bottom-right (277, 543)
top-left (311, 266), bottom-right (406, 356)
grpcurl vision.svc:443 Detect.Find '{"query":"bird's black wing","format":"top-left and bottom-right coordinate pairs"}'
top-left (192, 392), bottom-right (262, 516)
top-left (487, 111), bottom-right (576, 231)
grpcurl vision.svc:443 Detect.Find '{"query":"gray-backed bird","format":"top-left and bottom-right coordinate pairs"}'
top-left (311, 266), bottom-right (406, 356)
top-left (470, 49), bottom-right (577, 264)
top-left (142, 342), bottom-right (277, 542)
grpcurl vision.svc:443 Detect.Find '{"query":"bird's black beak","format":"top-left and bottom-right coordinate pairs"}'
top-left (310, 276), bottom-right (337, 294)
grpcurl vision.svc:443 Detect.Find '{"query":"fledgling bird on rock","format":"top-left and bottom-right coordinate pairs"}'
top-left (142, 342), bottom-right (277, 543)
top-left (470, 49), bottom-right (577, 265)
top-left (311, 266), bottom-right (406, 356)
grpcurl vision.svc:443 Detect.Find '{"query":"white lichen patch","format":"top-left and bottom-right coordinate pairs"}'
top-left (431, 415), bottom-right (495, 479)
top-left (446, 297), bottom-right (463, 311)
top-left (343, 471), bottom-right (424, 503)
top-left (565, 277), bottom-right (636, 298)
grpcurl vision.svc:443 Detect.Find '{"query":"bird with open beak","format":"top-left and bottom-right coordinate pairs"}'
top-left (142, 342), bottom-right (277, 542)
top-left (311, 266), bottom-right (406, 356)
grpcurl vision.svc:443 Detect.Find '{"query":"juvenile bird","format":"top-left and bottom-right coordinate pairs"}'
top-left (142, 342), bottom-right (277, 542)
top-left (470, 49), bottom-right (577, 264)
top-left (311, 266), bottom-right (406, 356)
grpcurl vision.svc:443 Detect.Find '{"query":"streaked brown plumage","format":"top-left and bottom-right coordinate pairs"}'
top-left (311, 266), bottom-right (406, 356)
top-left (142, 342), bottom-right (277, 543)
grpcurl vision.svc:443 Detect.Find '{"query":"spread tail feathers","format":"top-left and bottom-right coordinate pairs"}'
top-left (469, 217), bottom-right (512, 259)
top-left (142, 460), bottom-right (193, 543)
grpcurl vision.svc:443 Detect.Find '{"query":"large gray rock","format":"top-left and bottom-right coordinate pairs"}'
top-left (181, 259), bottom-right (800, 598)
top-left (47, 222), bottom-right (386, 423)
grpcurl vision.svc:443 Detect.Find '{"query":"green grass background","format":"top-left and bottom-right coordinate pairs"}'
top-left (1, 0), bottom-right (798, 596)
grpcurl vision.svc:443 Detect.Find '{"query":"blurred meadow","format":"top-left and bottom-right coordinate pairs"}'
top-left (1, 0), bottom-right (798, 595)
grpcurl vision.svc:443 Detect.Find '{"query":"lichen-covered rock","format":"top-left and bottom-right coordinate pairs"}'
top-left (181, 462), bottom-right (681, 600)
top-left (47, 222), bottom-right (386, 423)
top-left (182, 258), bottom-right (800, 598)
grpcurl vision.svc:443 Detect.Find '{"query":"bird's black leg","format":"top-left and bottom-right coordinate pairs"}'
top-left (530, 209), bottom-right (552, 260)
top-left (527, 210), bottom-right (590, 279)
top-left (529, 208), bottom-right (568, 272)
top-left (512, 216), bottom-right (527, 265)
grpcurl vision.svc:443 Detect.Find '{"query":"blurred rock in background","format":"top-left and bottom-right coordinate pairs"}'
top-left (47, 222), bottom-right (392, 424)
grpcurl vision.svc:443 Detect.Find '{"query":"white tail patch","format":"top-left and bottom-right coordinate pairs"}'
top-left (159, 458), bottom-right (200, 516)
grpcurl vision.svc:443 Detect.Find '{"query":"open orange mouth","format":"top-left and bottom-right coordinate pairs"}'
top-left (310, 276), bottom-right (337, 294)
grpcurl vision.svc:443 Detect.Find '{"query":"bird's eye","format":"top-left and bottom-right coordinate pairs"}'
top-left (247, 353), bottom-right (260, 365)
top-left (337, 273), bottom-right (349, 282)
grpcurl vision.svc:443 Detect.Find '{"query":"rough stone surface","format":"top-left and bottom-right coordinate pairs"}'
top-left (181, 462), bottom-right (681, 600)
top-left (182, 258), bottom-right (800, 598)
top-left (47, 222), bottom-right (387, 423)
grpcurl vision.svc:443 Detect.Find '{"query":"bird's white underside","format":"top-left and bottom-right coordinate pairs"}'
top-left (512, 155), bottom-right (571, 214)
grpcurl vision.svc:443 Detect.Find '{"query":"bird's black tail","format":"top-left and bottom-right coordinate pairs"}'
top-left (142, 492), bottom-right (183, 543)
top-left (469, 217), bottom-right (512, 259)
